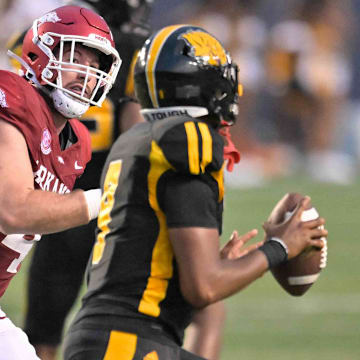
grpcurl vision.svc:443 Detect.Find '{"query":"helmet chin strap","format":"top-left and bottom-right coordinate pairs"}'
top-left (52, 89), bottom-right (90, 118)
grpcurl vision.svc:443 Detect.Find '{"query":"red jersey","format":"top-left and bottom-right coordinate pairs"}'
top-left (0, 70), bottom-right (92, 297)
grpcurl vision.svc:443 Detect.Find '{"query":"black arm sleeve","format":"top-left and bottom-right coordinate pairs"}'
top-left (162, 174), bottom-right (219, 229)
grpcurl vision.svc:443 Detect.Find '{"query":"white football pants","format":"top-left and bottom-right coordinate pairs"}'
top-left (0, 307), bottom-right (40, 360)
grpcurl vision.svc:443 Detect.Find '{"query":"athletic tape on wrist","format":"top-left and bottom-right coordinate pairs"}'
top-left (83, 189), bottom-right (102, 221)
top-left (269, 237), bottom-right (289, 256)
top-left (259, 237), bottom-right (288, 268)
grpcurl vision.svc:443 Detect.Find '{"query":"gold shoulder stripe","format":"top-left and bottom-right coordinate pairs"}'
top-left (184, 121), bottom-right (200, 174)
top-left (147, 141), bottom-right (174, 211)
top-left (198, 122), bottom-right (213, 172)
top-left (138, 141), bottom-right (174, 317)
top-left (104, 330), bottom-right (137, 360)
top-left (211, 164), bottom-right (225, 202)
top-left (146, 25), bottom-right (185, 108)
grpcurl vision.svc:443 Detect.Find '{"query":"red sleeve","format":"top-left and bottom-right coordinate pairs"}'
top-left (0, 70), bottom-right (42, 151)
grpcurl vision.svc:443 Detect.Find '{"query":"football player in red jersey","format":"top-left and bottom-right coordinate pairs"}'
top-left (63, 25), bottom-right (327, 360)
top-left (0, 5), bottom-right (120, 359)
top-left (18, 1), bottom-right (150, 359)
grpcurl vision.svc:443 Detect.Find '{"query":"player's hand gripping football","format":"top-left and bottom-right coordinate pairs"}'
top-left (220, 229), bottom-right (263, 260)
top-left (263, 196), bottom-right (327, 260)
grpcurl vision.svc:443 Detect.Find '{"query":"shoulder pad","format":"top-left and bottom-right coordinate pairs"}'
top-left (0, 71), bottom-right (46, 149)
top-left (153, 116), bottom-right (224, 174)
top-left (0, 71), bottom-right (25, 112)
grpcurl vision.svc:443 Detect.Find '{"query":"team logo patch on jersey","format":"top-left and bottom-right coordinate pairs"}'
top-left (0, 88), bottom-right (8, 108)
top-left (38, 11), bottom-right (61, 25)
top-left (40, 128), bottom-right (52, 155)
top-left (182, 31), bottom-right (227, 66)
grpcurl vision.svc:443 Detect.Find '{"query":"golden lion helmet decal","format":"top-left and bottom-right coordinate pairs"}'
top-left (182, 30), bottom-right (228, 67)
top-left (134, 24), bottom-right (242, 127)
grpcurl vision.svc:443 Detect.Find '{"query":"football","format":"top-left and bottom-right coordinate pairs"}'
top-left (268, 193), bottom-right (327, 296)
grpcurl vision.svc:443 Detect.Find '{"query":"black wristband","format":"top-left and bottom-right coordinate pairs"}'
top-left (259, 238), bottom-right (288, 268)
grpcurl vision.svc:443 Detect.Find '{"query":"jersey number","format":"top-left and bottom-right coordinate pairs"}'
top-left (92, 160), bottom-right (122, 265)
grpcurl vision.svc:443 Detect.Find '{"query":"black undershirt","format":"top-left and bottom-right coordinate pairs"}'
top-left (59, 121), bottom-right (77, 150)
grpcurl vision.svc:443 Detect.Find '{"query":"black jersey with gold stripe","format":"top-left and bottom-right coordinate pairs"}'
top-left (80, 115), bottom-right (225, 344)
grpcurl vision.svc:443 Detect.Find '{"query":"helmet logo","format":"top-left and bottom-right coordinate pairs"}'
top-left (38, 11), bottom-right (61, 25)
top-left (40, 128), bottom-right (52, 155)
top-left (182, 31), bottom-right (227, 66)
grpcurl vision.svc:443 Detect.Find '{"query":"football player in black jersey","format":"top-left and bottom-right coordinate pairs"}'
top-left (7, 1), bottom-right (151, 359)
top-left (63, 24), bottom-right (327, 360)
top-left (12, 2), bottom-right (233, 360)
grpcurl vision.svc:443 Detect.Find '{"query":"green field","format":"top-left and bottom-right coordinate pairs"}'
top-left (2, 177), bottom-right (360, 359)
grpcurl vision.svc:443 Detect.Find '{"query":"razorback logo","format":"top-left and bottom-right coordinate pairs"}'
top-left (34, 164), bottom-right (70, 194)
top-left (38, 11), bottom-right (61, 25)
top-left (182, 30), bottom-right (227, 66)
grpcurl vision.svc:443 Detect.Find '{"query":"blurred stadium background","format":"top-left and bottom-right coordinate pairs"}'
top-left (1, 0), bottom-right (360, 359)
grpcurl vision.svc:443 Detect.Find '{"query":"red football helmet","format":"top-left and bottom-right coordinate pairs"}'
top-left (17, 5), bottom-right (121, 118)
